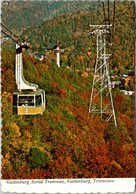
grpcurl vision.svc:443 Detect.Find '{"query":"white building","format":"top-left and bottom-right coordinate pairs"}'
top-left (121, 90), bottom-right (134, 96)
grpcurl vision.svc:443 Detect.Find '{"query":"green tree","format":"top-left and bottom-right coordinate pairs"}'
top-left (28, 148), bottom-right (48, 169)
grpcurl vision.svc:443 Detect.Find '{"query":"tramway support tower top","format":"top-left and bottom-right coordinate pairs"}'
top-left (90, 24), bottom-right (112, 34)
top-left (54, 47), bottom-right (64, 67)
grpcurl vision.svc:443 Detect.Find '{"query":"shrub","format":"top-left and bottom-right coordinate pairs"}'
top-left (28, 148), bottom-right (48, 168)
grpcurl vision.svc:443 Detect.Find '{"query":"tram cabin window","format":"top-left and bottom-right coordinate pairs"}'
top-left (18, 96), bottom-right (34, 107)
top-left (13, 95), bottom-right (17, 106)
top-left (36, 95), bottom-right (42, 107)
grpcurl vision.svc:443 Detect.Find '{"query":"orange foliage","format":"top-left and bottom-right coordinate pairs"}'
top-left (30, 56), bottom-right (36, 64)
top-left (87, 51), bottom-right (91, 56)
top-left (83, 144), bottom-right (112, 178)
top-left (82, 90), bottom-right (90, 100)
top-left (7, 94), bottom-right (12, 103)
top-left (48, 145), bottom-right (74, 178)
top-left (61, 73), bottom-right (67, 78)
top-left (103, 97), bottom-right (110, 104)
top-left (68, 84), bottom-right (74, 90)
top-left (114, 95), bottom-right (125, 110)
top-left (52, 83), bottom-right (59, 93)
top-left (29, 168), bottom-right (51, 179)
top-left (59, 89), bottom-right (66, 98)
top-left (81, 82), bottom-right (85, 87)
top-left (23, 55), bottom-right (29, 64)
top-left (40, 63), bottom-right (49, 71)
top-left (2, 66), bottom-right (7, 72)
top-left (107, 140), bottom-right (135, 177)
top-left (93, 96), bottom-right (99, 104)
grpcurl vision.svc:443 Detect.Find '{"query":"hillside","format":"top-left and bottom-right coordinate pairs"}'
top-left (2, 50), bottom-right (135, 179)
top-left (19, 1), bottom-right (135, 75)
top-left (2, 1), bottom-right (101, 33)
top-left (1, 1), bottom-right (135, 179)
top-left (2, 1), bottom-right (135, 75)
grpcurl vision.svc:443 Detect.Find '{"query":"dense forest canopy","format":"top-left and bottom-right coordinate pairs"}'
top-left (2, 1), bottom-right (101, 33)
top-left (2, 1), bottom-right (135, 75)
top-left (1, 1), bottom-right (135, 179)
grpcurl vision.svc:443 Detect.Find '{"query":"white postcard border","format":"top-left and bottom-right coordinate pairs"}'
top-left (1, 178), bottom-right (135, 193)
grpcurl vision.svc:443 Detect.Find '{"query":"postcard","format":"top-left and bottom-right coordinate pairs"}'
top-left (1, 0), bottom-right (135, 193)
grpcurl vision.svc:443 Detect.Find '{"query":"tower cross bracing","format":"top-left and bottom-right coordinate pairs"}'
top-left (89, 25), bottom-right (117, 127)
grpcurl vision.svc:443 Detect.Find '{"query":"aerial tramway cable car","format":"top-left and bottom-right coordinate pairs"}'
top-left (12, 89), bottom-right (45, 115)
top-left (2, 24), bottom-right (46, 115)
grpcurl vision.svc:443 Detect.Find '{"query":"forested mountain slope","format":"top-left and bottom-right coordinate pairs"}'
top-left (2, 51), bottom-right (135, 179)
top-left (2, 1), bottom-right (101, 33)
top-left (2, 1), bottom-right (134, 74)
top-left (19, 1), bottom-right (134, 74)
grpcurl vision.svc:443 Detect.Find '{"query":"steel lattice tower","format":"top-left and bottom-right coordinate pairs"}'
top-left (89, 25), bottom-right (117, 127)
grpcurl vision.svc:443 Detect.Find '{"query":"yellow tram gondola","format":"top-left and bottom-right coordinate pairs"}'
top-left (13, 89), bottom-right (45, 115)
